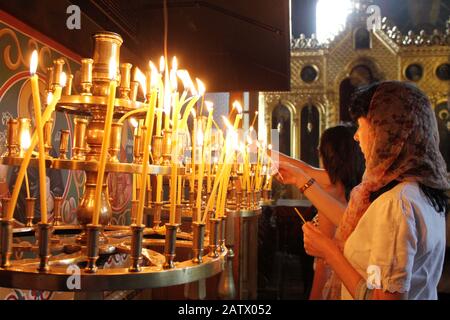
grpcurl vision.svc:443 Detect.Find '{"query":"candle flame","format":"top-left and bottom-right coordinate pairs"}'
top-left (222, 116), bottom-right (234, 132)
top-left (149, 61), bottom-right (159, 89)
top-left (170, 70), bottom-right (178, 91)
top-left (177, 70), bottom-right (196, 95)
top-left (268, 144), bottom-right (272, 150)
top-left (47, 92), bottom-right (53, 105)
top-left (60, 72), bottom-right (67, 87)
top-left (172, 56), bottom-right (178, 71)
top-left (134, 68), bottom-right (147, 96)
top-left (205, 101), bottom-right (214, 113)
top-left (233, 101), bottom-right (243, 114)
top-left (159, 56), bottom-right (165, 73)
top-left (109, 57), bottom-right (117, 80)
top-left (196, 78), bottom-right (205, 96)
top-left (30, 50), bottom-right (38, 75)
top-left (249, 126), bottom-right (254, 132)
top-left (129, 117), bottom-right (139, 128)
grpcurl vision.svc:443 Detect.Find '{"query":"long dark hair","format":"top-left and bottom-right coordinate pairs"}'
top-left (319, 124), bottom-right (365, 201)
top-left (349, 83), bottom-right (449, 214)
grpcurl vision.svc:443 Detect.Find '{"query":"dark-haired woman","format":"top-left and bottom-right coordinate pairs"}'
top-left (277, 81), bottom-right (449, 299)
top-left (274, 124), bottom-right (365, 299)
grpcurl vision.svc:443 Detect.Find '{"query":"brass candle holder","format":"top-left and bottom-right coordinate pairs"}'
top-left (130, 80), bottom-right (139, 101)
top-left (73, 118), bottom-right (88, 160)
top-left (133, 133), bottom-right (142, 163)
top-left (162, 130), bottom-right (172, 165)
top-left (1, 198), bottom-right (10, 219)
top-left (208, 217), bottom-right (221, 258)
top-left (46, 67), bottom-right (54, 94)
top-left (64, 74), bottom-right (74, 96)
top-left (6, 119), bottom-right (19, 157)
top-left (53, 196), bottom-right (63, 226)
top-left (59, 130), bottom-right (70, 159)
top-left (0, 218), bottom-right (13, 268)
top-left (43, 119), bottom-right (54, 158)
top-left (129, 224), bottom-right (145, 272)
top-left (80, 58), bottom-right (93, 95)
top-left (119, 63), bottom-right (132, 99)
top-left (152, 135), bottom-right (163, 164)
top-left (236, 191), bottom-right (243, 211)
top-left (218, 215), bottom-right (227, 253)
top-left (109, 123), bottom-right (123, 163)
top-left (192, 220), bottom-right (205, 264)
top-left (163, 223), bottom-right (179, 269)
top-left (138, 126), bottom-right (147, 163)
top-left (37, 222), bottom-right (52, 272)
top-left (52, 59), bottom-right (65, 88)
top-left (152, 202), bottom-right (163, 229)
top-left (25, 197), bottom-right (36, 227)
top-left (18, 118), bottom-right (32, 158)
top-left (85, 224), bottom-right (101, 273)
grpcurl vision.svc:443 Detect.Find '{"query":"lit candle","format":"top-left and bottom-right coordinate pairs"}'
top-left (168, 104), bottom-right (180, 225)
top-left (29, 51), bottom-right (49, 223)
top-left (156, 56), bottom-right (165, 136)
top-left (195, 128), bottom-right (204, 211)
top-left (6, 69), bottom-right (65, 221)
top-left (19, 120), bottom-right (32, 198)
top-left (170, 57), bottom-right (179, 132)
top-left (130, 118), bottom-right (138, 201)
top-left (136, 67), bottom-right (158, 226)
top-left (190, 111), bottom-right (197, 193)
top-left (163, 57), bottom-right (171, 131)
top-left (92, 58), bottom-right (118, 225)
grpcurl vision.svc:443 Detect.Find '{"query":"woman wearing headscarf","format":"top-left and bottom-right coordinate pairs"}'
top-left (277, 81), bottom-right (449, 299)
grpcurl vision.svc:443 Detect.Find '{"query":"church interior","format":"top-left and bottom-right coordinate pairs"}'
top-left (0, 0), bottom-right (449, 301)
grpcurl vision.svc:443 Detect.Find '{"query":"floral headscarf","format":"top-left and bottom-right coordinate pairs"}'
top-left (324, 81), bottom-right (450, 299)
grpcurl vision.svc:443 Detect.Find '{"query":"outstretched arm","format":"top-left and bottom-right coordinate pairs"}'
top-left (271, 151), bottom-right (331, 188)
top-left (276, 162), bottom-right (345, 226)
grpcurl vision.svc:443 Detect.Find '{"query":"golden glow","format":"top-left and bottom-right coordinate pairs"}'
top-left (196, 78), bottom-right (205, 96)
top-left (205, 101), bottom-right (214, 113)
top-left (109, 57), bottom-right (117, 80)
top-left (46, 92), bottom-right (53, 105)
top-left (233, 101), bottom-right (243, 114)
top-left (20, 127), bottom-right (31, 150)
top-left (149, 61), bottom-right (159, 89)
top-left (197, 129), bottom-right (204, 147)
top-left (129, 117), bottom-right (139, 128)
top-left (134, 68), bottom-right (147, 96)
top-left (60, 72), bottom-right (67, 87)
top-left (30, 50), bottom-right (38, 75)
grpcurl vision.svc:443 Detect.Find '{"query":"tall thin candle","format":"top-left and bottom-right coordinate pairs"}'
top-left (92, 58), bottom-right (118, 225)
top-left (6, 72), bottom-right (65, 221)
top-left (29, 51), bottom-right (49, 223)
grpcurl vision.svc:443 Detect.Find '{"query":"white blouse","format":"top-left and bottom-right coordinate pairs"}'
top-left (342, 182), bottom-right (446, 300)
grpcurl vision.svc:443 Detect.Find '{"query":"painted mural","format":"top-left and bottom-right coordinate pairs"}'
top-left (0, 11), bottom-right (133, 299)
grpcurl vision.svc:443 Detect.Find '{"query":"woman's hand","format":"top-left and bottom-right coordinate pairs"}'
top-left (275, 161), bottom-right (309, 188)
top-left (302, 222), bottom-right (337, 260)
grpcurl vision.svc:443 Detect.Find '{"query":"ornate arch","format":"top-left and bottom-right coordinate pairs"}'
top-left (265, 96), bottom-right (300, 158)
